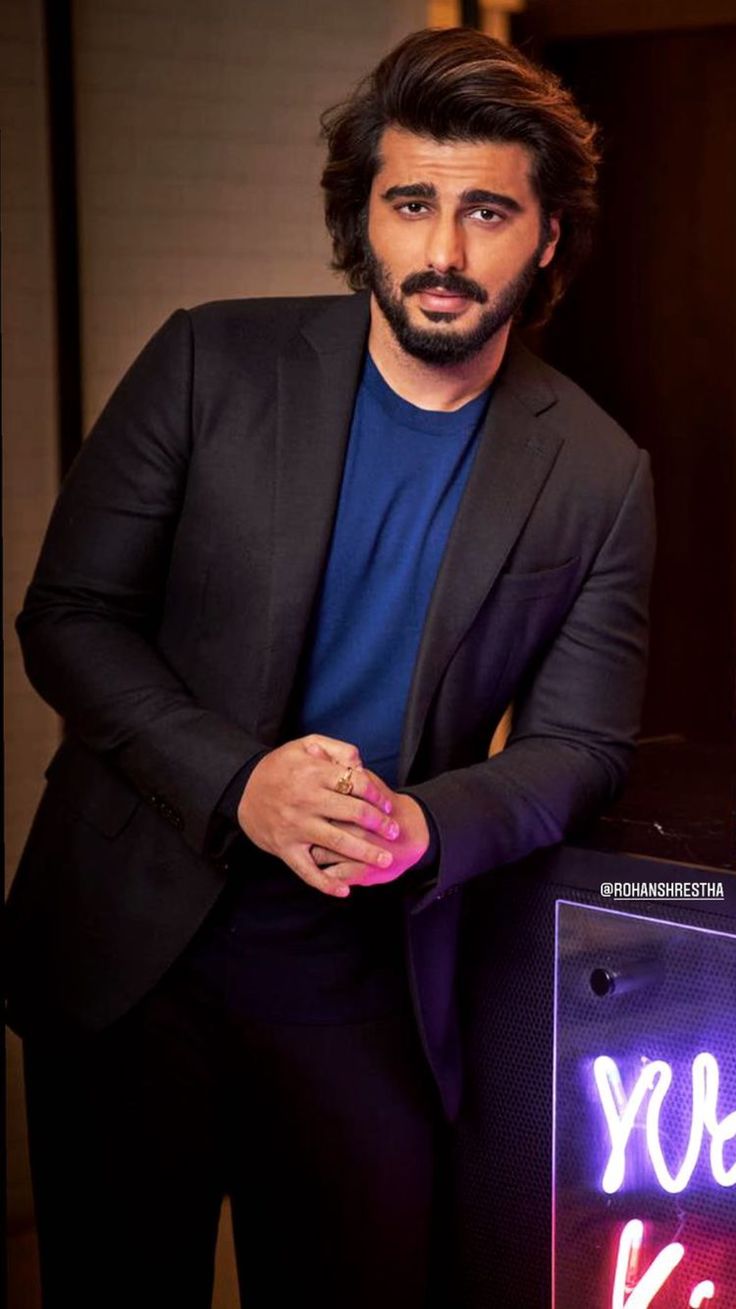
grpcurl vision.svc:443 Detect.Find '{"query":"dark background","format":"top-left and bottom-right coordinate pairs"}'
top-left (533, 25), bottom-right (735, 746)
top-left (510, 10), bottom-right (736, 868)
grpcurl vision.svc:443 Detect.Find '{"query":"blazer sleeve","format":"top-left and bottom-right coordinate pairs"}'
top-left (15, 308), bottom-right (268, 859)
top-left (401, 448), bottom-right (656, 911)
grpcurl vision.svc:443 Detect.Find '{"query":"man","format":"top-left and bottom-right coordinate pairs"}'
top-left (6, 26), bottom-right (655, 1309)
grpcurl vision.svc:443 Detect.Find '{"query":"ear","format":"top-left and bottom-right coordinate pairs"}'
top-left (538, 214), bottom-right (561, 269)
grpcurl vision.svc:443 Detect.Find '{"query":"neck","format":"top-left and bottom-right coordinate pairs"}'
top-left (367, 293), bottom-right (511, 411)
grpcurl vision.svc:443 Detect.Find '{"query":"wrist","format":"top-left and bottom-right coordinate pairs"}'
top-left (396, 793), bottom-right (430, 862)
top-left (397, 792), bottom-right (439, 870)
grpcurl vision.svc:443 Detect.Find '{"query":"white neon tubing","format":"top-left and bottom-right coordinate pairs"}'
top-left (594, 1052), bottom-right (736, 1194)
top-left (611, 1220), bottom-right (685, 1309)
top-left (689, 1282), bottom-right (716, 1308)
top-left (645, 1055), bottom-right (707, 1194)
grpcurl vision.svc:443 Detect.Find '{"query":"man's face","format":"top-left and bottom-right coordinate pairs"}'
top-left (365, 126), bottom-right (559, 365)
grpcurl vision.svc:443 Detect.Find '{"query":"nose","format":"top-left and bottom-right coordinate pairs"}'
top-left (425, 211), bottom-right (466, 274)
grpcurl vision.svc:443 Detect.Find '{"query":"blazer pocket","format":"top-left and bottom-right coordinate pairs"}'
top-left (44, 738), bottom-right (142, 838)
top-left (494, 555), bottom-right (581, 600)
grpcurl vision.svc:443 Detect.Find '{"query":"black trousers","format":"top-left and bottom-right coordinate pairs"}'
top-left (22, 943), bottom-right (453, 1309)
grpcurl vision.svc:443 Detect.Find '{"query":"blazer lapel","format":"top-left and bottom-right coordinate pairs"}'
top-left (258, 301), bottom-right (565, 772)
top-left (397, 337), bottom-right (564, 783)
top-left (257, 293), bottom-right (371, 741)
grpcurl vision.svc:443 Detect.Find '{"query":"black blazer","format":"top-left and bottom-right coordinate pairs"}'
top-left (6, 292), bottom-right (655, 1120)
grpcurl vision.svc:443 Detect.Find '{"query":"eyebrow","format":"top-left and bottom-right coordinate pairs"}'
top-left (379, 182), bottom-right (523, 213)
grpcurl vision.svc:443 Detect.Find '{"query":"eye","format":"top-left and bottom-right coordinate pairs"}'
top-left (396, 201), bottom-right (429, 216)
top-left (469, 207), bottom-right (503, 224)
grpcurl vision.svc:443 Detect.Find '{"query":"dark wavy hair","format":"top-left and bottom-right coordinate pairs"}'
top-left (320, 27), bottom-right (600, 328)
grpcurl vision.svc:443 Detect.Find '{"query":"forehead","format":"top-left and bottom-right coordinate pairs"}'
top-left (373, 125), bottom-right (538, 204)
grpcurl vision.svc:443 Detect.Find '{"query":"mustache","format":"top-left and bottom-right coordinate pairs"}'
top-left (399, 270), bottom-right (488, 304)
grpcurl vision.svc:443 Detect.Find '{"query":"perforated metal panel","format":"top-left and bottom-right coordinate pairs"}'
top-left (451, 850), bottom-right (736, 1309)
top-left (554, 903), bottom-right (736, 1309)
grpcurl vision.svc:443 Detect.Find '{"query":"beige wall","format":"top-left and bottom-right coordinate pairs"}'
top-left (74, 0), bottom-right (425, 427)
top-left (2, 4), bottom-right (59, 892)
top-left (2, 2), bottom-right (59, 1301)
top-left (4, 2), bottom-right (424, 1305)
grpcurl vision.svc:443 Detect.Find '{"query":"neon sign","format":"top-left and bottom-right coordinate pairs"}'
top-left (553, 901), bottom-right (736, 1309)
top-left (611, 1220), bottom-right (716, 1309)
top-left (594, 1053), bottom-right (736, 1194)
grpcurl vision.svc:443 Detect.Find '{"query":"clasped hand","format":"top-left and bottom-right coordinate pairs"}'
top-left (237, 734), bottom-right (430, 897)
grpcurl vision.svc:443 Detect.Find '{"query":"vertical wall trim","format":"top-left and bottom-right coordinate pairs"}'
top-left (461, 0), bottom-right (481, 27)
top-left (43, 0), bottom-right (83, 479)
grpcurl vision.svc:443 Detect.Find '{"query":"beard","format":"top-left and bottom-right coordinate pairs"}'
top-left (363, 234), bottom-right (544, 366)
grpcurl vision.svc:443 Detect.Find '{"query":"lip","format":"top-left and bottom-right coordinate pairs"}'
top-left (417, 290), bottom-right (472, 313)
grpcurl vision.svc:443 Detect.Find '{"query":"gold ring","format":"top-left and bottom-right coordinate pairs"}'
top-left (334, 767), bottom-right (354, 795)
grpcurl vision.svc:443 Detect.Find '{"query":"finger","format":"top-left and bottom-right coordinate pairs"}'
top-left (302, 735), bottom-right (362, 767)
top-left (346, 766), bottom-right (395, 815)
top-left (289, 845), bottom-right (351, 898)
top-left (316, 760), bottom-right (394, 816)
top-left (312, 820), bottom-right (393, 870)
top-left (308, 850), bottom-right (399, 888)
top-left (348, 764), bottom-right (395, 811)
top-left (308, 848), bottom-right (365, 881)
top-left (320, 793), bottom-right (399, 839)
top-left (309, 845), bottom-right (339, 869)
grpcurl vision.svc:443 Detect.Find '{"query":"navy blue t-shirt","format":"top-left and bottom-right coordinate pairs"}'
top-left (185, 353), bottom-right (492, 1023)
top-left (294, 353), bottom-right (490, 783)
